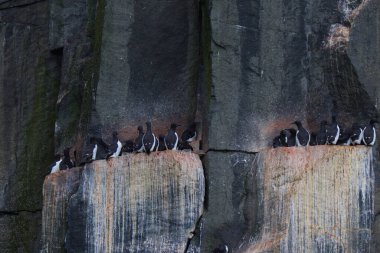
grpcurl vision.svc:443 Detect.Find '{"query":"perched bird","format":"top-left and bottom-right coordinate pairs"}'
top-left (154, 136), bottom-right (159, 151)
top-left (213, 244), bottom-right (229, 253)
top-left (122, 140), bottom-right (135, 153)
top-left (316, 120), bottom-right (328, 145)
top-left (363, 119), bottom-right (379, 146)
top-left (293, 121), bottom-right (310, 146)
top-left (82, 136), bottom-right (110, 164)
top-left (309, 133), bottom-right (317, 146)
top-left (107, 131), bottom-right (122, 158)
top-left (181, 123), bottom-right (197, 143)
top-left (279, 129), bottom-right (296, 147)
top-left (134, 126), bottom-right (144, 152)
top-left (326, 116), bottom-right (340, 145)
top-left (272, 135), bottom-right (282, 148)
top-left (142, 122), bottom-right (156, 154)
top-left (350, 123), bottom-right (364, 145)
top-left (164, 123), bottom-right (180, 150)
top-left (337, 129), bottom-right (352, 145)
top-left (49, 154), bottom-right (62, 174)
top-left (60, 148), bottom-right (75, 170)
top-left (158, 135), bottom-right (167, 151)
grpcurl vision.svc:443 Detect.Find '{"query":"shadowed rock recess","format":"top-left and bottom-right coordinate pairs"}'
top-left (42, 152), bottom-right (204, 253)
top-left (242, 146), bottom-right (374, 253)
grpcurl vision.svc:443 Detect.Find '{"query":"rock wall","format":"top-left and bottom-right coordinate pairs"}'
top-left (242, 146), bottom-right (374, 253)
top-left (42, 152), bottom-right (204, 253)
top-left (0, 0), bottom-right (380, 252)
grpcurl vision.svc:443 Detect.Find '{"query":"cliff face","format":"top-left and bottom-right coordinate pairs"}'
top-left (1, 0), bottom-right (380, 252)
top-left (42, 152), bottom-right (204, 253)
top-left (243, 146), bottom-right (374, 253)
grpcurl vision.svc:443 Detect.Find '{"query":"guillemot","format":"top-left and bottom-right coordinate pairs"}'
top-left (316, 120), bottom-right (328, 145)
top-left (350, 123), bottom-right (363, 145)
top-left (292, 121), bottom-right (310, 146)
top-left (107, 131), bottom-right (122, 158)
top-left (164, 123), bottom-right (180, 150)
top-left (60, 148), bottom-right (75, 170)
top-left (134, 125), bottom-right (144, 152)
top-left (363, 119), bottom-right (378, 146)
top-left (49, 154), bottom-right (62, 174)
top-left (326, 116), bottom-right (340, 145)
top-left (142, 122), bottom-right (156, 154)
top-left (181, 123), bottom-right (197, 143)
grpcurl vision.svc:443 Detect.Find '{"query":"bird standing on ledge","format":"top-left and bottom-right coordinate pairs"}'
top-left (363, 119), bottom-right (378, 146)
top-left (164, 123), bottom-right (180, 150)
top-left (143, 121), bottom-right (156, 154)
top-left (49, 154), bottom-right (62, 174)
top-left (108, 131), bottom-right (122, 158)
top-left (134, 125), bottom-right (144, 152)
top-left (326, 116), bottom-right (340, 145)
top-left (293, 121), bottom-right (310, 146)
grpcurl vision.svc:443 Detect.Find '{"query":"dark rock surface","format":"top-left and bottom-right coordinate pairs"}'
top-left (0, 1), bottom-right (56, 252)
top-left (1, 0), bottom-right (380, 252)
top-left (200, 151), bottom-right (258, 252)
top-left (90, 0), bottom-right (199, 142)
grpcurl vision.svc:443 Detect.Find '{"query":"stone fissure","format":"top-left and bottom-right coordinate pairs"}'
top-left (0, 0), bottom-right (46, 10)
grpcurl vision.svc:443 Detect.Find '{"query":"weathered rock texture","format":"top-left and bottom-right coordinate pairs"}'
top-left (42, 152), bottom-right (204, 253)
top-left (90, 0), bottom-right (199, 141)
top-left (41, 167), bottom-right (83, 253)
top-left (241, 146), bottom-right (374, 253)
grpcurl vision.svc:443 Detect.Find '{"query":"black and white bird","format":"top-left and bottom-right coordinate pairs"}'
top-left (164, 123), bottom-right (180, 150)
top-left (350, 123), bottom-right (363, 145)
top-left (154, 136), bottom-right (159, 151)
top-left (213, 244), bottom-right (229, 253)
top-left (292, 121), bottom-right (310, 146)
top-left (60, 148), bottom-right (75, 170)
top-left (134, 125), bottom-right (144, 152)
top-left (142, 121), bottom-right (156, 154)
top-left (49, 154), bottom-right (62, 174)
top-left (337, 129), bottom-right (352, 145)
top-left (326, 116), bottom-right (340, 145)
top-left (181, 123), bottom-right (197, 143)
top-left (316, 120), bottom-right (328, 145)
top-left (107, 131), bottom-right (122, 158)
top-left (82, 136), bottom-right (110, 164)
top-left (363, 119), bottom-right (378, 146)
top-left (279, 128), bottom-right (296, 147)
top-left (309, 133), bottom-right (317, 146)
top-left (272, 135), bottom-right (282, 148)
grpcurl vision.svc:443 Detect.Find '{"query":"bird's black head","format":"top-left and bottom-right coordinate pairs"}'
top-left (320, 120), bottom-right (328, 126)
top-left (137, 125), bottom-right (143, 133)
top-left (54, 154), bottom-right (61, 161)
top-left (112, 131), bottom-right (118, 137)
top-left (63, 147), bottom-right (70, 157)
top-left (159, 135), bottom-right (165, 141)
top-left (331, 115), bottom-right (337, 123)
top-left (89, 137), bottom-right (96, 144)
top-left (370, 119), bottom-right (379, 125)
top-left (189, 123), bottom-right (196, 130)
top-left (146, 121), bottom-right (151, 127)
top-left (170, 123), bottom-right (180, 130)
top-left (292, 121), bottom-right (302, 128)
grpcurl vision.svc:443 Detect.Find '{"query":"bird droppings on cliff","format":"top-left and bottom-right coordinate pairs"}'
top-left (363, 119), bottom-right (379, 146)
top-left (143, 121), bottom-right (156, 154)
top-left (213, 244), bottom-right (229, 253)
top-left (60, 147), bottom-right (75, 170)
top-left (49, 154), bottom-right (62, 174)
top-left (293, 121), bottom-right (310, 146)
top-left (164, 123), bottom-right (180, 150)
